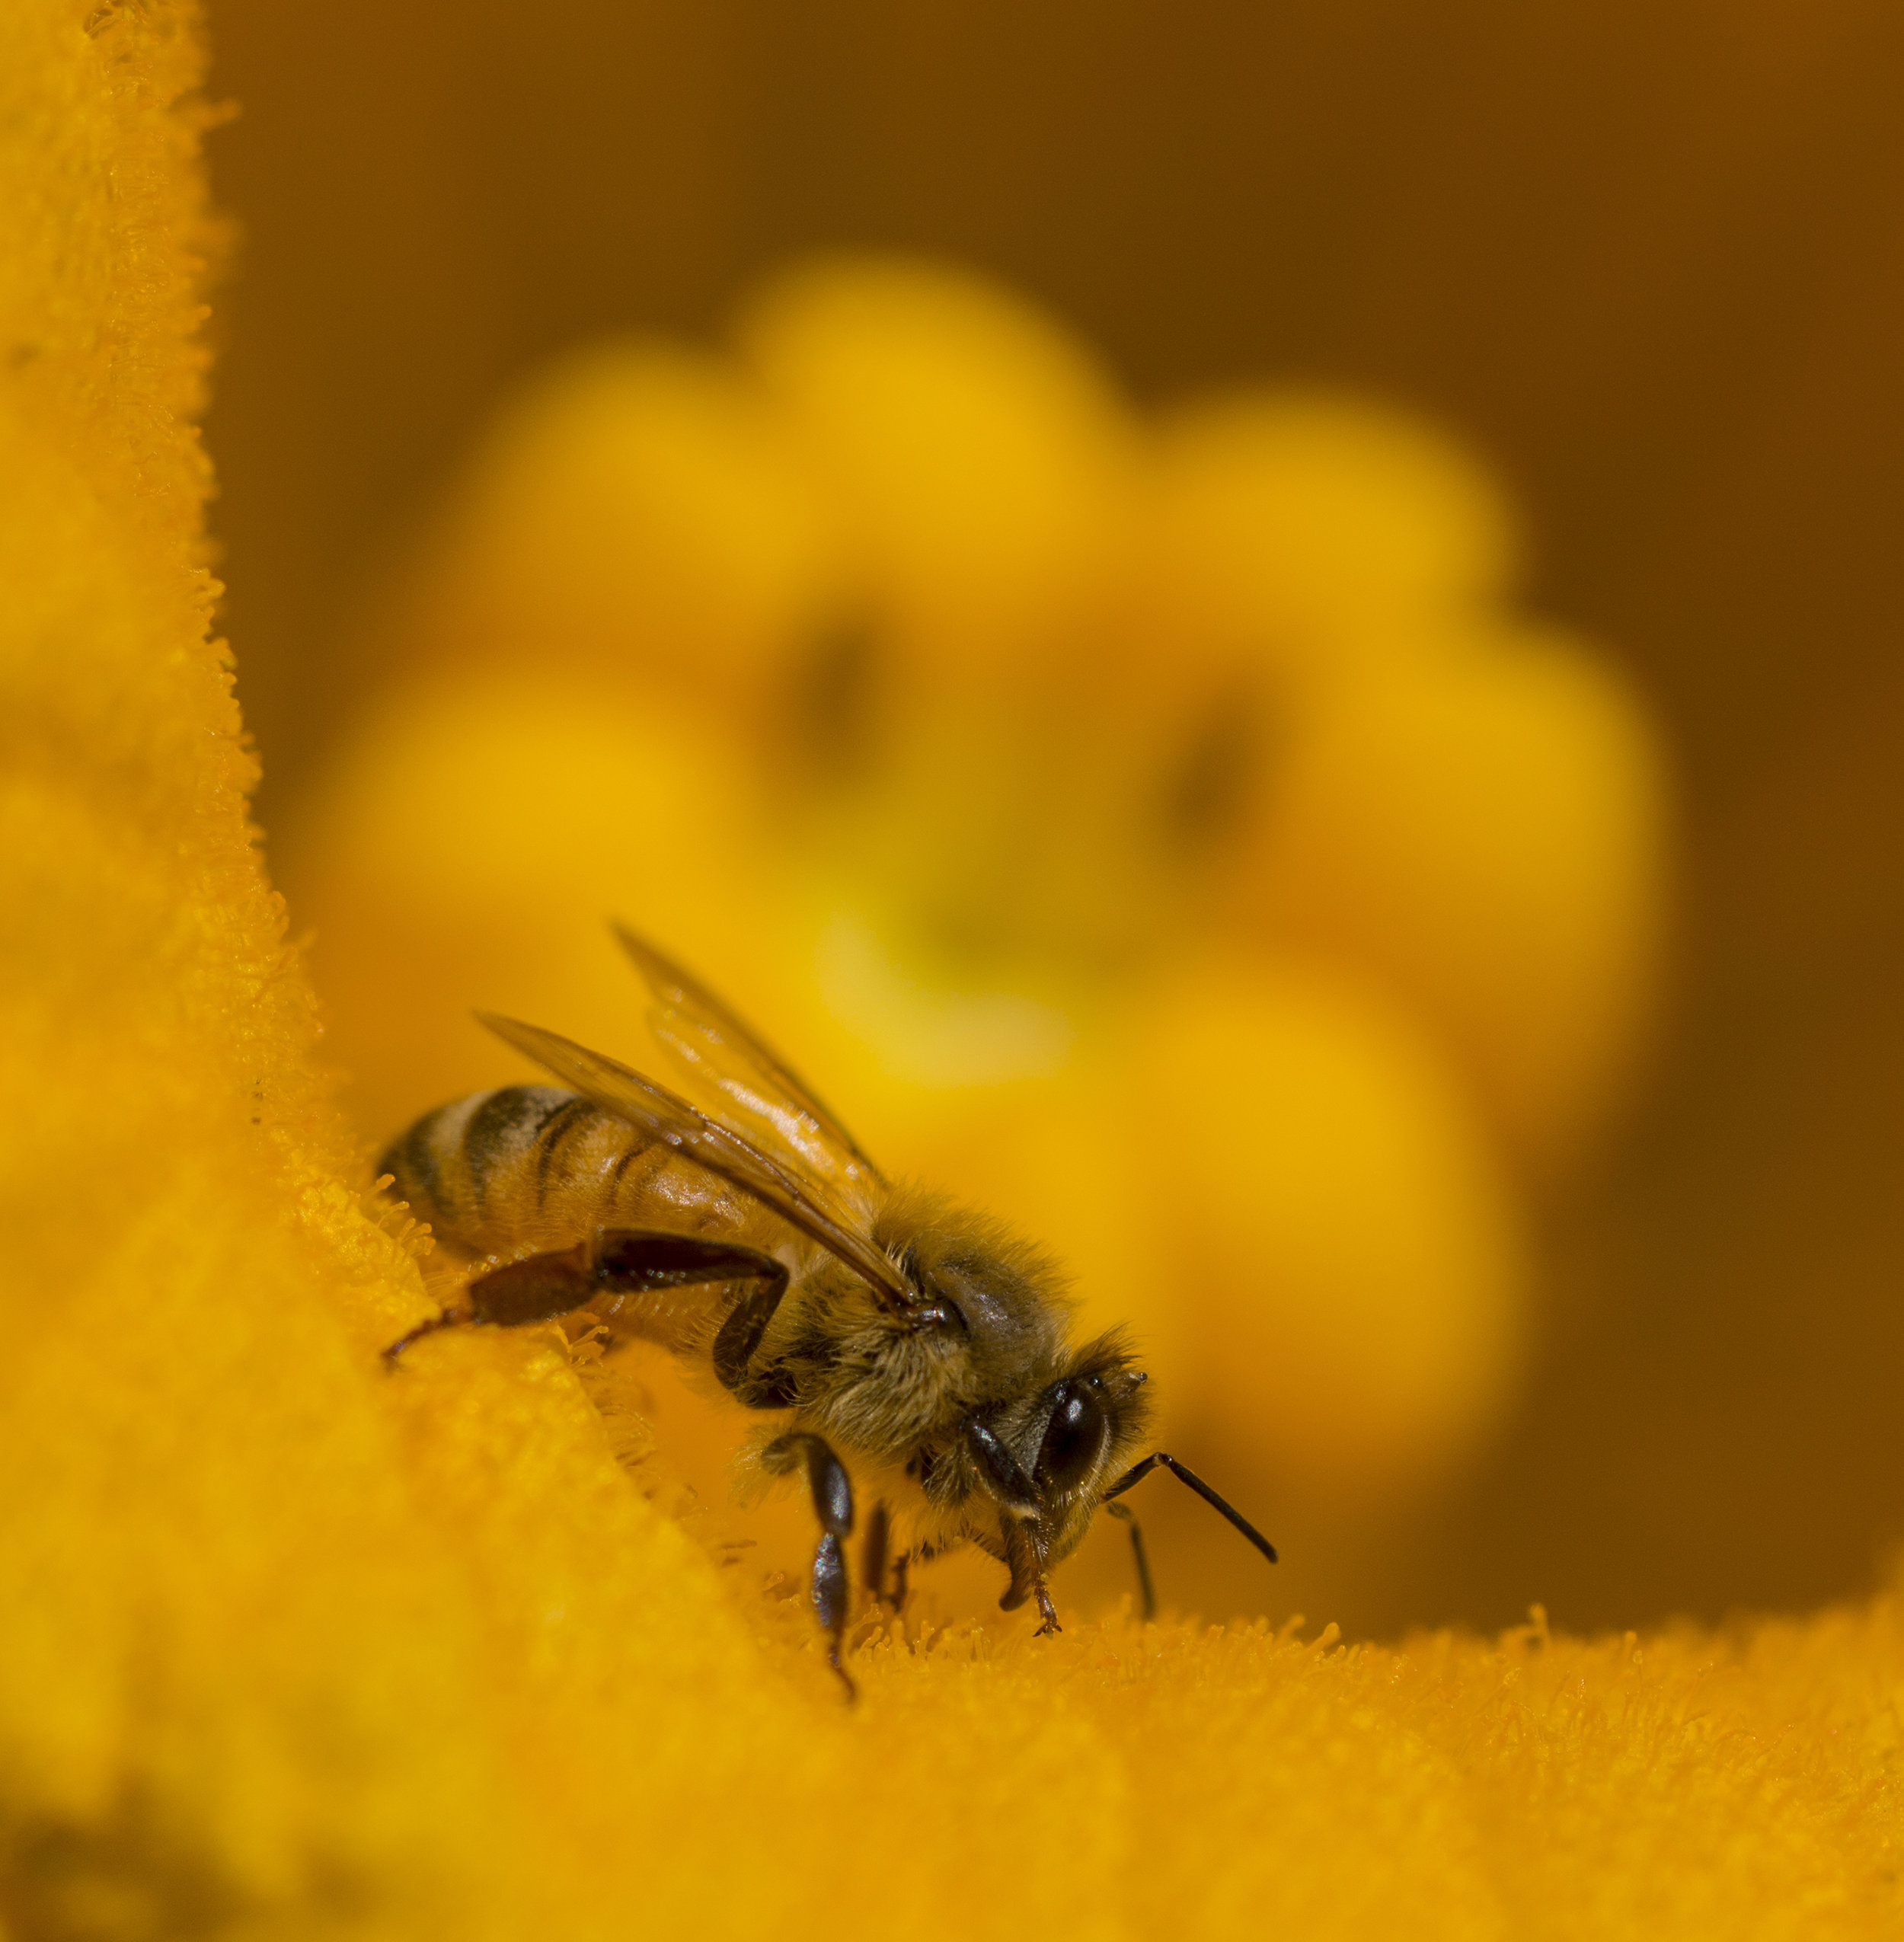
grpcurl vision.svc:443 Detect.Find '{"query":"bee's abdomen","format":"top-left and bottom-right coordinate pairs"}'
top-left (379, 1084), bottom-right (613, 1258)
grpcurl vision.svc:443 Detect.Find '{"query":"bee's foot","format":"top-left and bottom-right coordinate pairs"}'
top-left (829, 1647), bottom-right (859, 1704)
top-left (380, 1308), bottom-right (469, 1369)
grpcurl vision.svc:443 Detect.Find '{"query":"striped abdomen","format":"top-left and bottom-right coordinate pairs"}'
top-left (379, 1084), bottom-right (694, 1263)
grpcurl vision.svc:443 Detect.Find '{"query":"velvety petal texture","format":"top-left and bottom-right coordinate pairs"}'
top-left (2, 5), bottom-right (1899, 1937)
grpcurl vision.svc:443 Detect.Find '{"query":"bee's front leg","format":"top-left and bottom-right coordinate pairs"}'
top-left (1033, 1582), bottom-right (1062, 1637)
top-left (995, 1515), bottom-right (1062, 1635)
top-left (763, 1431), bottom-right (858, 1700)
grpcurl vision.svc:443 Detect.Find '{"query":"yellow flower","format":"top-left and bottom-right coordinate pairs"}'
top-left (288, 251), bottom-right (1665, 1627)
top-left (9, 5), bottom-right (1901, 1934)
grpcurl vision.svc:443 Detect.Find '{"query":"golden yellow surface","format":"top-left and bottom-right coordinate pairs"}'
top-left (5, 2), bottom-right (1902, 1934)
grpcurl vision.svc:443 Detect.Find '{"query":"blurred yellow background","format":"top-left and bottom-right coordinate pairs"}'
top-left (205, 0), bottom-right (1904, 1639)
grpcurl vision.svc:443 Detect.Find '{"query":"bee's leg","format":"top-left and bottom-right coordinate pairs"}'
top-left (998, 1516), bottom-right (1062, 1635)
top-left (711, 1289), bottom-right (795, 1407)
top-left (860, 1500), bottom-right (890, 1610)
top-left (384, 1231), bottom-right (787, 1369)
top-left (380, 1306), bottom-right (476, 1366)
top-left (465, 1243), bottom-right (593, 1324)
top-left (1104, 1501), bottom-right (1156, 1623)
top-left (763, 1431), bottom-right (857, 1700)
top-left (859, 1512), bottom-right (911, 1616)
top-left (384, 1241), bottom-right (599, 1365)
top-left (585, 1231), bottom-right (792, 1404)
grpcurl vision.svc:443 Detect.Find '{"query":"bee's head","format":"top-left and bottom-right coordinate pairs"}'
top-left (1033, 1333), bottom-right (1154, 1503)
top-left (962, 1331), bottom-right (1153, 1599)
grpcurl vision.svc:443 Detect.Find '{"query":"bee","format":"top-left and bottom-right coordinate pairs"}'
top-left (380, 925), bottom-right (1276, 1694)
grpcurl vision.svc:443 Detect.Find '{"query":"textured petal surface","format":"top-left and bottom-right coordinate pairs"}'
top-left (3, 5), bottom-right (1899, 1937)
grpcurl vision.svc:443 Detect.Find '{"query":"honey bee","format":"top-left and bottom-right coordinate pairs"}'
top-left (380, 926), bottom-right (1276, 1693)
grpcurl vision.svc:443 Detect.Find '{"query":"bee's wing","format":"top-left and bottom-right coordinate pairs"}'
top-left (612, 923), bottom-right (887, 1212)
top-left (478, 1011), bottom-right (919, 1313)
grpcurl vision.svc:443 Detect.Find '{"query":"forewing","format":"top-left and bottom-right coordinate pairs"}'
top-left (478, 1011), bottom-right (917, 1311)
top-left (612, 924), bottom-right (887, 1217)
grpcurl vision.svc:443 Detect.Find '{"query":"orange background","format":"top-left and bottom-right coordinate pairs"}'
top-left (204, 0), bottom-right (1904, 1635)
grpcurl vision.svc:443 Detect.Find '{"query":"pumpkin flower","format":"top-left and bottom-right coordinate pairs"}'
top-left (8, 3), bottom-right (1903, 1934)
top-left (287, 258), bottom-right (1665, 1621)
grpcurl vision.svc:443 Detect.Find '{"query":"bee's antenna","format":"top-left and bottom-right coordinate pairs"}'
top-left (1103, 1452), bottom-right (1279, 1566)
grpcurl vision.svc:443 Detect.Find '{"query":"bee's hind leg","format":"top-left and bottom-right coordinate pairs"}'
top-left (380, 1305), bottom-right (475, 1367)
top-left (382, 1240), bottom-right (601, 1368)
top-left (764, 1431), bottom-right (857, 1701)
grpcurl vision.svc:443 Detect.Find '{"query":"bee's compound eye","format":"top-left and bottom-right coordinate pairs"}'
top-left (1035, 1382), bottom-right (1105, 1494)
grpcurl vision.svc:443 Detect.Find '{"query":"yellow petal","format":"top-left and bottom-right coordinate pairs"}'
top-left (1136, 958), bottom-right (1527, 1492)
top-left (737, 253), bottom-right (1139, 685)
top-left (1136, 386), bottom-right (1521, 689)
top-left (12, 9), bottom-right (1903, 1931)
top-left (407, 340), bottom-right (844, 712)
top-left (1235, 631), bottom-right (1670, 1174)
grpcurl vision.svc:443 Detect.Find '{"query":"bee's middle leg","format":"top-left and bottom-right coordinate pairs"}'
top-left (590, 1231), bottom-right (796, 1409)
top-left (763, 1431), bottom-right (857, 1699)
top-left (858, 1503), bottom-right (910, 1615)
top-left (706, 1258), bottom-right (795, 1407)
